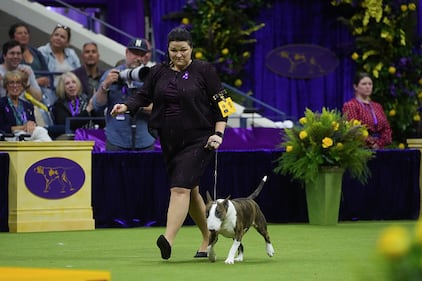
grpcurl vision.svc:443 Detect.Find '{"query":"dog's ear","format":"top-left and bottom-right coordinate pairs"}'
top-left (223, 195), bottom-right (231, 208)
top-left (206, 191), bottom-right (213, 203)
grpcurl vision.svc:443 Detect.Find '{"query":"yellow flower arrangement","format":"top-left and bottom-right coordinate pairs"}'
top-left (377, 221), bottom-right (422, 280)
top-left (274, 107), bottom-right (374, 185)
top-left (331, 0), bottom-right (422, 144)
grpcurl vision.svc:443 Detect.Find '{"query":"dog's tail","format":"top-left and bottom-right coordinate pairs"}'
top-left (247, 175), bottom-right (267, 200)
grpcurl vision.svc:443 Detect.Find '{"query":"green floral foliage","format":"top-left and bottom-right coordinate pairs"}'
top-left (274, 107), bottom-right (374, 185)
top-left (331, 0), bottom-right (422, 145)
top-left (181, 0), bottom-right (271, 87)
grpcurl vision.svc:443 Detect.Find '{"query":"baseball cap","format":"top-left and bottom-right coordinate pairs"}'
top-left (127, 38), bottom-right (150, 52)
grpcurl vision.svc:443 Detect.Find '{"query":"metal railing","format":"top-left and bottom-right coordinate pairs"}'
top-left (222, 83), bottom-right (289, 122)
top-left (33, 0), bottom-right (133, 39)
top-left (32, 0), bottom-right (166, 61)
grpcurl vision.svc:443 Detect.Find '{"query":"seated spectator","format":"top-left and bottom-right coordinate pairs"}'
top-left (73, 42), bottom-right (105, 98)
top-left (0, 40), bottom-right (42, 102)
top-left (0, 70), bottom-right (51, 141)
top-left (6, 22), bottom-right (56, 107)
top-left (52, 72), bottom-right (104, 133)
top-left (38, 24), bottom-right (80, 87)
top-left (342, 72), bottom-right (392, 149)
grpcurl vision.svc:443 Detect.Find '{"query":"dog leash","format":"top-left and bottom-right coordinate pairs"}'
top-left (213, 150), bottom-right (218, 200)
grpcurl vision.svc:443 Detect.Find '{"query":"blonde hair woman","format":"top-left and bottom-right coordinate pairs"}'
top-left (52, 72), bottom-right (102, 132)
top-left (0, 70), bottom-right (51, 141)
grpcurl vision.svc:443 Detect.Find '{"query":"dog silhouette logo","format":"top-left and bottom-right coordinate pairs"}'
top-left (25, 157), bottom-right (85, 199)
top-left (265, 44), bottom-right (339, 79)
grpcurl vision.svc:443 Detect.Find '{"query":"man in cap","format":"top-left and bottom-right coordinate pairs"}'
top-left (92, 38), bottom-right (156, 151)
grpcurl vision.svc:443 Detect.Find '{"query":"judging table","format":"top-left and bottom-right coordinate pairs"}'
top-left (0, 149), bottom-right (420, 231)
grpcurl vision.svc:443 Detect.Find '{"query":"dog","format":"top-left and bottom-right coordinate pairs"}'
top-left (34, 166), bottom-right (74, 193)
top-left (205, 175), bottom-right (274, 264)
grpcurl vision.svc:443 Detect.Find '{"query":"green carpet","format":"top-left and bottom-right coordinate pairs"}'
top-left (0, 221), bottom-right (416, 281)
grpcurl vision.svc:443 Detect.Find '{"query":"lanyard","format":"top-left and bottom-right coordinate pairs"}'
top-left (7, 97), bottom-right (27, 125)
top-left (358, 99), bottom-right (378, 126)
top-left (68, 98), bottom-right (80, 116)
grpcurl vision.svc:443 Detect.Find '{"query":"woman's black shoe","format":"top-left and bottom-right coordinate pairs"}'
top-left (156, 235), bottom-right (171, 260)
top-left (194, 251), bottom-right (208, 258)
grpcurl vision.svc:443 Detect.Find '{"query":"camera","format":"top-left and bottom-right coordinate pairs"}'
top-left (118, 64), bottom-right (150, 83)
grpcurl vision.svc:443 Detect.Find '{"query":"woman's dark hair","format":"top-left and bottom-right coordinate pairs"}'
top-left (165, 27), bottom-right (193, 65)
top-left (167, 27), bottom-right (193, 48)
top-left (353, 72), bottom-right (372, 85)
top-left (8, 22), bottom-right (30, 39)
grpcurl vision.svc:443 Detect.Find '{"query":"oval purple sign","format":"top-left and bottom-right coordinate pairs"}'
top-left (25, 157), bottom-right (85, 199)
top-left (265, 44), bottom-right (339, 79)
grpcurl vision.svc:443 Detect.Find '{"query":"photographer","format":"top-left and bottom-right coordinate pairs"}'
top-left (92, 38), bottom-right (156, 151)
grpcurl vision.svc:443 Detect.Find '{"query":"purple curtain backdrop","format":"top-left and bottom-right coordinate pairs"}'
top-left (37, 0), bottom-right (421, 121)
top-left (149, 0), bottom-right (185, 58)
top-left (250, 1), bottom-right (356, 119)
top-left (100, 1), bottom-right (146, 44)
top-left (149, 0), bottom-right (356, 120)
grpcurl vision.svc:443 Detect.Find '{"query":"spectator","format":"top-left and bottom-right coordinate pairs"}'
top-left (0, 70), bottom-right (51, 141)
top-left (0, 40), bottom-right (42, 102)
top-left (52, 72), bottom-right (103, 133)
top-left (72, 42), bottom-right (104, 98)
top-left (342, 72), bottom-right (392, 149)
top-left (38, 24), bottom-right (80, 86)
top-left (92, 38), bottom-right (155, 151)
top-left (6, 22), bottom-right (55, 107)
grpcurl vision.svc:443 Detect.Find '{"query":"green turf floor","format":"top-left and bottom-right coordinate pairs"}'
top-left (0, 221), bottom-right (416, 281)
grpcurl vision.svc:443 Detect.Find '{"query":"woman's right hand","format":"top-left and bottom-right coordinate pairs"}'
top-left (110, 104), bottom-right (128, 117)
top-left (24, 121), bottom-right (37, 134)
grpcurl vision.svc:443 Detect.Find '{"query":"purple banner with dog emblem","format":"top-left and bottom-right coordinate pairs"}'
top-left (265, 44), bottom-right (339, 79)
top-left (25, 157), bottom-right (85, 199)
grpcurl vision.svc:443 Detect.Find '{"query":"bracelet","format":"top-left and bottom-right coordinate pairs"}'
top-left (214, 131), bottom-right (224, 138)
top-left (101, 83), bottom-right (110, 92)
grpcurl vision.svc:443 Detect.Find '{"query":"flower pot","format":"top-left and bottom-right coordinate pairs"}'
top-left (305, 167), bottom-right (344, 225)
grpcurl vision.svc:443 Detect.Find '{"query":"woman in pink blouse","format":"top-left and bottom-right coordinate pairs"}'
top-left (342, 72), bottom-right (392, 149)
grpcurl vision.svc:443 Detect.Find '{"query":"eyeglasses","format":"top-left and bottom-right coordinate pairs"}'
top-left (56, 24), bottom-right (70, 30)
top-left (6, 81), bottom-right (23, 86)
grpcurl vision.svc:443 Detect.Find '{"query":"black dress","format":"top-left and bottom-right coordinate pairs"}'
top-left (125, 60), bottom-right (228, 189)
top-left (158, 72), bottom-right (213, 188)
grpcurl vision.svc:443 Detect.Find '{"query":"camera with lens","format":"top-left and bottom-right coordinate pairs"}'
top-left (117, 64), bottom-right (150, 84)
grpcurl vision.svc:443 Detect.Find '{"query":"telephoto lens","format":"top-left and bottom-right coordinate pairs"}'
top-left (118, 65), bottom-right (150, 82)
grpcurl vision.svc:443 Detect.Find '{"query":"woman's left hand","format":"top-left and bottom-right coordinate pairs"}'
top-left (205, 134), bottom-right (223, 150)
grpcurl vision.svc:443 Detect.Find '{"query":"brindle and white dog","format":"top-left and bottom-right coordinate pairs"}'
top-left (205, 176), bottom-right (274, 264)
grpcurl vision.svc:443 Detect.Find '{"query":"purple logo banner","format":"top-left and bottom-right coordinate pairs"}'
top-left (25, 157), bottom-right (86, 199)
top-left (265, 44), bottom-right (339, 79)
